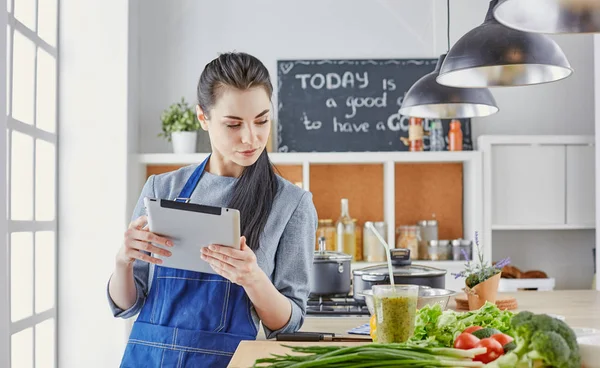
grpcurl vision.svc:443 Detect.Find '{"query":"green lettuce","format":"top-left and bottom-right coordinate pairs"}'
top-left (410, 302), bottom-right (515, 347)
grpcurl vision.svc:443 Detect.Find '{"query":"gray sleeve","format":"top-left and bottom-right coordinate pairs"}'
top-left (106, 175), bottom-right (155, 319)
top-left (263, 191), bottom-right (317, 339)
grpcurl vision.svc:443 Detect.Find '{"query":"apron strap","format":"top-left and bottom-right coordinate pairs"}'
top-left (176, 155), bottom-right (210, 202)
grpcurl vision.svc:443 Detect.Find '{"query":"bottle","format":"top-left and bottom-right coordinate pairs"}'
top-left (448, 120), bottom-right (463, 151)
top-left (429, 120), bottom-right (445, 152)
top-left (408, 117), bottom-right (424, 152)
top-left (353, 219), bottom-right (363, 261)
top-left (336, 198), bottom-right (356, 260)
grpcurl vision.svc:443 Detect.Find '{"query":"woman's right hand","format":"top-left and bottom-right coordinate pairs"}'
top-left (116, 215), bottom-right (173, 267)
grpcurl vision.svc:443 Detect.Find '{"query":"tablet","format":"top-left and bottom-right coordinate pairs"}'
top-left (143, 197), bottom-right (241, 274)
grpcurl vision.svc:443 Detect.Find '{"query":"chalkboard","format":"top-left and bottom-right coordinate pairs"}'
top-left (277, 59), bottom-right (473, 152)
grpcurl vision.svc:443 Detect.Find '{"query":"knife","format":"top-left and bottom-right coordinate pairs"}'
top-left (276, 332), bottom-right (372, 342)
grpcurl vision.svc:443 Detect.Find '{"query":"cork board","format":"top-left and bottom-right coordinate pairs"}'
top-left (310, 164), bottom-right (384, 225)
top-left (395, 163), bottom-right (463, 240)
top-left (146, 165), bottom-right (184, 177)
top-left (273, 165), bottom-right (303, 186)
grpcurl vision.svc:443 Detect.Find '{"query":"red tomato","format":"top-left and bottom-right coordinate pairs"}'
top-left (474, 338), bottom-right (504, 364)
top-left (454, 332), bottom-right (480, 350)
top-left (463, 326), bottom-right (483, 334)
top-left (491, 333), bottom-right (514, 346)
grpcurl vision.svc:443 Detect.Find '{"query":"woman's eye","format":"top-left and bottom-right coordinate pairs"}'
top-left (256, 120), bottom-right (269, 125)
top-left (226, 124), bottom-right (241, 129)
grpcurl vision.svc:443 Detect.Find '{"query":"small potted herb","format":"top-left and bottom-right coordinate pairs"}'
top-left (453, 232), bottom-right (510, 310)
top-left (158, 98), bottom-right (200, 154)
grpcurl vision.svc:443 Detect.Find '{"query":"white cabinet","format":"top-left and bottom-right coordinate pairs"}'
top-left (491, 144), bottom-right (566, 226)
top-left (566, 145), bottom-right (595, 226)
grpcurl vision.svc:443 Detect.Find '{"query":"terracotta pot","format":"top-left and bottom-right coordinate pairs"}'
top-left (465, 272), bottom-right (501, 310)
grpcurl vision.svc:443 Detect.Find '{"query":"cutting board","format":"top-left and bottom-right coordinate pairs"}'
top-left (228, 341), bottom-right (368, 368)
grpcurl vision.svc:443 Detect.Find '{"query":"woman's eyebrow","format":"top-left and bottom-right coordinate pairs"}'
top-left (223, 109), bottom-right (270, 121)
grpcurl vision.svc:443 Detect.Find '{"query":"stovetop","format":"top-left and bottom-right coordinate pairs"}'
top-left (306, 295), bottom-right (370, 316)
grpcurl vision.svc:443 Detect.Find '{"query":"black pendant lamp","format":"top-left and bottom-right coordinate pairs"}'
top-left (494, 0), bottom-right (600, 34)
top-left (399, 54), bottom-right (499, 118)
top-left (437, 0), bottom-right (573, 88)
top-left (399, 0), bottom-right (498, 119)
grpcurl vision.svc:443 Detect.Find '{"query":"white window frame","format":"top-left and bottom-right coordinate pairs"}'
top-left (3, 0), bottom-right (59, 366)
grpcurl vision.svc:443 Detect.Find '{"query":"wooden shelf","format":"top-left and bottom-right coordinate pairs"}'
top-left (492, 224), bottom-right (595, 230)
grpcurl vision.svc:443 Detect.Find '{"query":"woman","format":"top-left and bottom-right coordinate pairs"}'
top-left (107, 52), bottom-right (317, 367)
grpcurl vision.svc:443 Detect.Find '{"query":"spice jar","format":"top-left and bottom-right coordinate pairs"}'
top-left (448, 120), bottom-right (463, 151)
top-left (428, 240), bottom-right (451, 261)
top-left (408, 117), bottom-right (424, 152)
top-left (451, 239), bottom-right (472, 261)
top-left (316, 219), bottom-right (336, 251)
top-left (396, 226), bottom-right (420, 260)
top-left (417, 220), bottom-right (438, 260)
top-left (363, 222), bottom-right (388, 262)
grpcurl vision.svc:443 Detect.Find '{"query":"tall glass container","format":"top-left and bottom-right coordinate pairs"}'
top-left (336, 198), bottom-right (356, 259)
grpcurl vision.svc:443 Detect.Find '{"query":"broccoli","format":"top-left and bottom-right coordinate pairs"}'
top-left (502, 312), bottom-right (580, 368)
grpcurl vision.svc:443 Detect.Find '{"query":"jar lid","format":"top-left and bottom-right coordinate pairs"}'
top-left (417, 220), bottom-right (438, 227)
top-left (429, 240), bottom-right (450, 247)
top-left (314, 250), bottom-right (352, 262)
top-left (452, 239), bottom-right (473, 247)
top-left (318, 219), bottom-right (333, 224)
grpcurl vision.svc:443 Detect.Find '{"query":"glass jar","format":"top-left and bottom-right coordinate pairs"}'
top-left (451, 239), bottom-right (472, 261)
top-left (316, 219), bottom-right (336, 251)
top-left (417, 220), bottom-right (438, 260)
top-left (408, 117), bottom-right (424, 152)
top-left (428, 240), bottom-right (451, 261)
top-left (336, 199), bottom-right (356, 260)
top-left (396, 226), bottom-right (420, 260)
top-left (363, 222), bottom-right (388, 262)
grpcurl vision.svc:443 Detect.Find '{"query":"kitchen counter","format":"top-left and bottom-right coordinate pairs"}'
top-left (230, 290), bottom-right (600, 367)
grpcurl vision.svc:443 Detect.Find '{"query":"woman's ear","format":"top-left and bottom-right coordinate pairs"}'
top-left (196, 105), bottom-right (209, 131)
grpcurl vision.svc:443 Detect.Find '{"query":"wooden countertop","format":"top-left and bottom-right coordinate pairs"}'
top-left (229, 290), bottom-right (600, 368)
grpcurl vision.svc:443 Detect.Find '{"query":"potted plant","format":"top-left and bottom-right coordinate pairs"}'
top-left (158, 98), bottom-right (200, 154)
top-left (453, 232), bottom-right (511, 310)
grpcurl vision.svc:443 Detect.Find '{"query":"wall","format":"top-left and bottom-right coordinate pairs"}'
top-left (58, 0), bottom-right (133, 366)
top-left (136, 0), bottom-right (594, 154)
top-left (0, 4), bottom-right (9, 367)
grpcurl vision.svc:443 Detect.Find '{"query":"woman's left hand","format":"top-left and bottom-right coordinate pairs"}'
top-left (200, 236), bottom-right (261, 287)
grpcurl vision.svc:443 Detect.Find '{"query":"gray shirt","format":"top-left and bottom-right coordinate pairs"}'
top-left (107, 164), bottom-right (317, 339)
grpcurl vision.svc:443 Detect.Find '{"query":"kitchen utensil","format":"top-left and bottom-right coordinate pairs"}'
top-left (275, 332), bottom-right (372, 342)
top-left (352, 248), bottom-right (447, 302)
top-left (358, 286), bottom-right (454, 315)
top-left (310, 236), bottom-right (352, 296)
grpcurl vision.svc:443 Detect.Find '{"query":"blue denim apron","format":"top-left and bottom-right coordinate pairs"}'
top-left (120, 157), bottom-right (257, 367)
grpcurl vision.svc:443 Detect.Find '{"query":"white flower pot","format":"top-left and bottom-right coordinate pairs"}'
top-left (171, 131), bottom-right (198, 154)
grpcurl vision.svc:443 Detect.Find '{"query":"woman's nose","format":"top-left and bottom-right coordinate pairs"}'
top-left (240, 124), bottom-right (256, 145)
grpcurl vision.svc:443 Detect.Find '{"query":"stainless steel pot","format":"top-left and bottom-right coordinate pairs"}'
top-left (352, 248), bottom-right (446, 303)
top-left (310, 237), bottom-right (352, 296)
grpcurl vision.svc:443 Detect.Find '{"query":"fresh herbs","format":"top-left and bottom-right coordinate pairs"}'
top-left (158, 97), bottom-right (200, 142)
top-left (253, 343), bottom-right (488, 367)
top-left (452, 232), bottom-right (511, 288)
top-left (410, 303), bottom-right (514, 348)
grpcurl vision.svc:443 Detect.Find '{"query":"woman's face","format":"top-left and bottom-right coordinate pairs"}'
top-left (198, 86), bottom-right (271, 167)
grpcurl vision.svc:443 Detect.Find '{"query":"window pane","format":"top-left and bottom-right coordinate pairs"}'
top-left (6, 25), bottom-right (11, 114)
top-left (35, 140), bottom-right (55, 220)
top-left (11, 327), bottom-right (33, 368)
top-left (35, 48), bottom-right (55, 133)
top-left (37, 0), bottom-right (56, 47)
top-left (14, 0), bottom-right (36, 31)
top-left (35, 231), bottom-right (54, 313)
top-left (11, 130), bottom-right (33, 220)
top-left (12, 30), bottom-right (35, 125)
top-left (36, 319), bottom-right (55, 368)
top-left (11, 232), bottom-right (33, 322)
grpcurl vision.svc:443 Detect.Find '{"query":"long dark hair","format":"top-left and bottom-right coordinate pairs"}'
top-left (197, 52), bottom-right (278, 251)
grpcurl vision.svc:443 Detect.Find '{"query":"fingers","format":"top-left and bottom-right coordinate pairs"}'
top-left (129, 215), bottom-right (148, 230)
top-left (126, 228), bottom-right (172, 248)
top-left (129, 240), bottom-right (172, 258)
top-left (201, 248), bottom-right (244, 268)
top-left (124, 247), bottom-right (164, 265)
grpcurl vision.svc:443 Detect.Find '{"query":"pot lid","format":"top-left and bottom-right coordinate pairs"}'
top-left (353, 263), bottom-right (446, 278)
top-left (314, 250), bottom-right (352, 262)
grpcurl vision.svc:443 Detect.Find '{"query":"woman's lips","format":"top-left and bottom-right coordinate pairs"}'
top-left (239, 149), bottom-right (257, 157)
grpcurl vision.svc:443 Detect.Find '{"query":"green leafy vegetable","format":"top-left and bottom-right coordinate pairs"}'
top-left (252, 343), bottom-right (488, 367)
top-left (410, 302), bottom-right (514, 347)
top-left (488, 311), bottom-right (580, 368)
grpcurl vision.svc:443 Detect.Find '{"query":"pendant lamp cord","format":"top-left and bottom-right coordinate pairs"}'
top-left (447, 0), bottom-right (451, 52)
